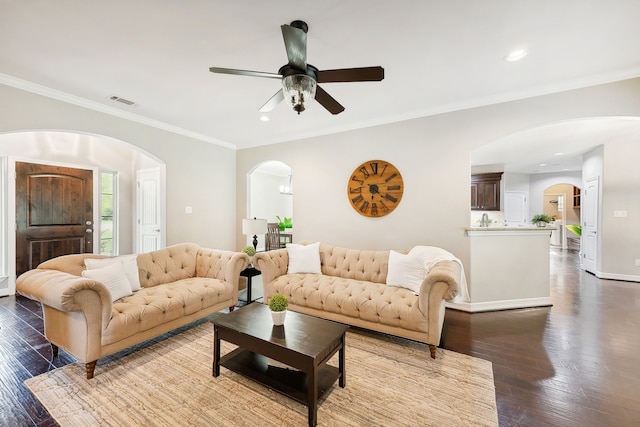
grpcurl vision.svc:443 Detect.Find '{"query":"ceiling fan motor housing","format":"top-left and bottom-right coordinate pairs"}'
top-left (278, 64), bottom-right (318, 80)
top-left (289, 20), bottom-right (308, 33)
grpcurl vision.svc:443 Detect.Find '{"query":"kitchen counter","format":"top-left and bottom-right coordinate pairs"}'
top-left (451, 225), bottom-right (553, 312)
top-left (466, 225), bottom-right (556, 231)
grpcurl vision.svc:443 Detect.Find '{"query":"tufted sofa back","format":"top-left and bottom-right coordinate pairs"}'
top-left (319, 243), bottom-right (389, 284)
top-left (137, 243), bottom-right (200, 288)
top-left (37, 253), bottom-right (110, 276)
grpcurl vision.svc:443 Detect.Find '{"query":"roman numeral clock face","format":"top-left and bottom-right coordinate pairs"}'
top-left (347, 160), bottom-right (404, 217)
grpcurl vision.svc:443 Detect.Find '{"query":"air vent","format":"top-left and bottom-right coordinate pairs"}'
top-left (109, 95), bottom-right (135, 106)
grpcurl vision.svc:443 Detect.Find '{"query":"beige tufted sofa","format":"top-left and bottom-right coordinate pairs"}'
top-left (254, 243), bottom-right (461, 358)
top-left (17, 243), bottom-right (249, 378)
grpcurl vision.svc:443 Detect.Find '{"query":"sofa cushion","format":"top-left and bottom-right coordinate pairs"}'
top-left (287, 242), bottom-right (321, 274)
top-left (85, 254), bottom-right (141, 291)
top-left (101, 277), bottom-right (233, 345)
top-left (81, 261), bottom-right (133, 302)
top-left (269, 274), bottom-right (427, 333)
top-left (386, 250), bottom-right (426, 294)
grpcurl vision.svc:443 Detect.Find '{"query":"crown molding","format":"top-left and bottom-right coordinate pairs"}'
top-left (0, 73), bottom-right (236, 150)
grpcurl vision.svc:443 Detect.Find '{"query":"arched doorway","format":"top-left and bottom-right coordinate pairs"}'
top-left (247, 161), bottom-right (293, 251)
top-left (543, 183), bottom-right (581, 250)
top-left (0, 130), bottom-right (164, 296)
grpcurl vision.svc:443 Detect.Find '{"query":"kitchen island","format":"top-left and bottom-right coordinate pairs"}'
top-left (449, 226), bottom-right (555, 312)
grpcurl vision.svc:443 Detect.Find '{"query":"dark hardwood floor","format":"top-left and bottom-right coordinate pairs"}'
top-left (1, 248), bottom-right (639, 426)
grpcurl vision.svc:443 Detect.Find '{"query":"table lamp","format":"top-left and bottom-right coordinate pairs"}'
top-left (242, 218), bottom-right (268, 250)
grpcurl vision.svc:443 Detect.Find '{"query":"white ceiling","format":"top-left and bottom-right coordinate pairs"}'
top-left (3, 1), bottom-right (640, 173)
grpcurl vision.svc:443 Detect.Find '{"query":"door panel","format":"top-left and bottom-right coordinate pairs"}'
top-left (582, 177), bottom-right (599, 273)
top-left (137, 168), bottom-right (161, 253)
top-left (504, 191), bottom-right (527, 225)
top-left (16, 162), bottom-right (93, 276)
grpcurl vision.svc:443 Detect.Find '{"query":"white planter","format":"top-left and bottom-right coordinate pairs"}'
top-left (271, 310), bottom-right (286, 326)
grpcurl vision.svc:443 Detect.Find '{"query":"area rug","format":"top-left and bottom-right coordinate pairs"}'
top-left (25, 322), bottom-right (498, 426)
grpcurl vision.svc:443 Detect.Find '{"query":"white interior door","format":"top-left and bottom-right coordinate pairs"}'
top-left (504, 191), bottom-right (527, 225)
top-left (582, 176), bottom-right (599, 273)
top-left (137, 168), bottom-right (162, 253)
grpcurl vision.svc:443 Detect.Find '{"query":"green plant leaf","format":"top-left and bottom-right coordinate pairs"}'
top-left (268, 294), bottom-right (288, 312)
top-left (565, 224), bottom-right (582, 236)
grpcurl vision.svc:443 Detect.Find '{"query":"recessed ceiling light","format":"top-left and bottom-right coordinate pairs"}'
top-left (259, 115), bottom-right (270, 122)
top-left (554, 152), bottom-right (563, 156)
top-left (539, 163), bottom-right (547, 167)
top-left (504, 49), bottom-right (528, 62)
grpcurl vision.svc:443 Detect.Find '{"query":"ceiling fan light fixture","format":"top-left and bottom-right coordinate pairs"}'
top-left (282, 74), bottom-right (316, 114)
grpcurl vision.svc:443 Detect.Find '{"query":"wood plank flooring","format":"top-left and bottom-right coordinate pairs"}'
top-left (1, 248), bottom-right (639, 426)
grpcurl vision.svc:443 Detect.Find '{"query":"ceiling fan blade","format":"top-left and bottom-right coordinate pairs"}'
top-left (259, 89), bottom-right (284, 113)
top-left (281, 24), bottom-right (307, 71)
top-left (209, 67), bottom-right (282, 80)
top-left (316, 66), bottom-right (384, 83)
top-left (315, 85), bottom-right (345, 115)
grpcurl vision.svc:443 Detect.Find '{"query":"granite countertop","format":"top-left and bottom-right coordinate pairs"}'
top-left (466, 225), bottom-right (557, 231)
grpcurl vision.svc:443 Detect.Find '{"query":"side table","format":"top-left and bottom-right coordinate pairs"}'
top-left (239, 266), bottom-right (261, 303)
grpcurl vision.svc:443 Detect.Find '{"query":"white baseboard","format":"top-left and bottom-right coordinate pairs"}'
top-left (595, 271), bottom-right (640, 283)
top-left (446, 297), bottom-right (553, 313)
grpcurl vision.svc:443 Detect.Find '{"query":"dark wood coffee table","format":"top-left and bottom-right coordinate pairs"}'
top-left (212, 303), bottom-right (348, 427)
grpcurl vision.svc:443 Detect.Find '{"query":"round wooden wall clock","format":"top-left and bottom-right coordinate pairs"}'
top-left (347, 160), bottom-right (404, 217)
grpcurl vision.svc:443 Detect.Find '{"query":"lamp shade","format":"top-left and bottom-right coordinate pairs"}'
top-left (242, 218), bottom-right (267, 236)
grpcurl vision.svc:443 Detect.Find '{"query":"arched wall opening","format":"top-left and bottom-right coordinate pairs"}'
top-left (246, 160), bottom-right (293, 251)
top-left (0, 130), bottom-right (165, 295)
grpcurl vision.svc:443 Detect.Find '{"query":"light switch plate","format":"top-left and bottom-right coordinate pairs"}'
top-left (613, 210), bottom-right (628, 217)
top-left (184, 206), bottom-right (193, 214)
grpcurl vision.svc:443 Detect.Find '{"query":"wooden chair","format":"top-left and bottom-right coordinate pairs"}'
top-left (265, 222), bottom-right (284, 251)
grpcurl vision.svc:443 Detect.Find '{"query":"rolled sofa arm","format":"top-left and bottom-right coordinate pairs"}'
top-left (16, 269), bottom-right (114, 328)
top-left (254, 249), bottom-right (289, 288)
top-left (222, 251), bottom-right (250, 287)
top-left (421, 260), bottom-right (461, 301)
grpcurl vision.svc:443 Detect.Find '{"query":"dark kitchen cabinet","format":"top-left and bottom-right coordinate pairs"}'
top-left (471, 173), bottom-right (502, 211)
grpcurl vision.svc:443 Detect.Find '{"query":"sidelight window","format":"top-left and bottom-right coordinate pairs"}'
top-left (99, 171), bottom-right (118, 255)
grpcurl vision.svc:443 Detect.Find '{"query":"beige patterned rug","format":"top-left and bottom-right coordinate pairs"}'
top-left (25, 321), bottom-right (498, 426)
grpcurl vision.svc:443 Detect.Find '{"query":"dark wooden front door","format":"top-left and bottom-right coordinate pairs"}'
top-left (16, 162), bottom-right (93, 276)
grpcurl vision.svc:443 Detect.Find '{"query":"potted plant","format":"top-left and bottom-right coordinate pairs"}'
top-left (268, 293), bottom-right (288, 326)
top-left (241, 246), bottom-right (256, 266)
top-left (531, 214), bottom-right (553, 227)
top-left (276, 216), bottom-right (293, 231)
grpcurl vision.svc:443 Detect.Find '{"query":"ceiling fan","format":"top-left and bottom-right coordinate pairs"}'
top-left (209, 20), bottom-right (384, 115)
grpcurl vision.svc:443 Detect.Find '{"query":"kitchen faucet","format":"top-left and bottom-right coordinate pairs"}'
top-left (481, 213), bottom-right (489, 227)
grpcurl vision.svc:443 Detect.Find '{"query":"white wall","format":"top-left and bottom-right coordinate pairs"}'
top-left (0, 83), bottom-right (237, 251)
top-left (601, 140), bottom-right (640, 278)
top-left (249, 171), bottom-right (292, 224)
top-left (237, 77), bottom-right (640, 294)
top-left (238, 116), bottom-right (472, 263)
top-left (504, 173), bottom-right (531, 193)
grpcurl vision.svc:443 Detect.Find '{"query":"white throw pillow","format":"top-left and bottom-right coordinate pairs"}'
top-left (82, 260), bottom-right (133, 302)
top-left (85, 254), bottom-right (141, 291)
top-left (386, 250), bottom-right (426, 294)
top-left (287, 242), bottom-right (322, 274)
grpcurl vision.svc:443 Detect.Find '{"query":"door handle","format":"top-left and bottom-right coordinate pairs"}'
top-left (86, 229), bottom-right (93, 233)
